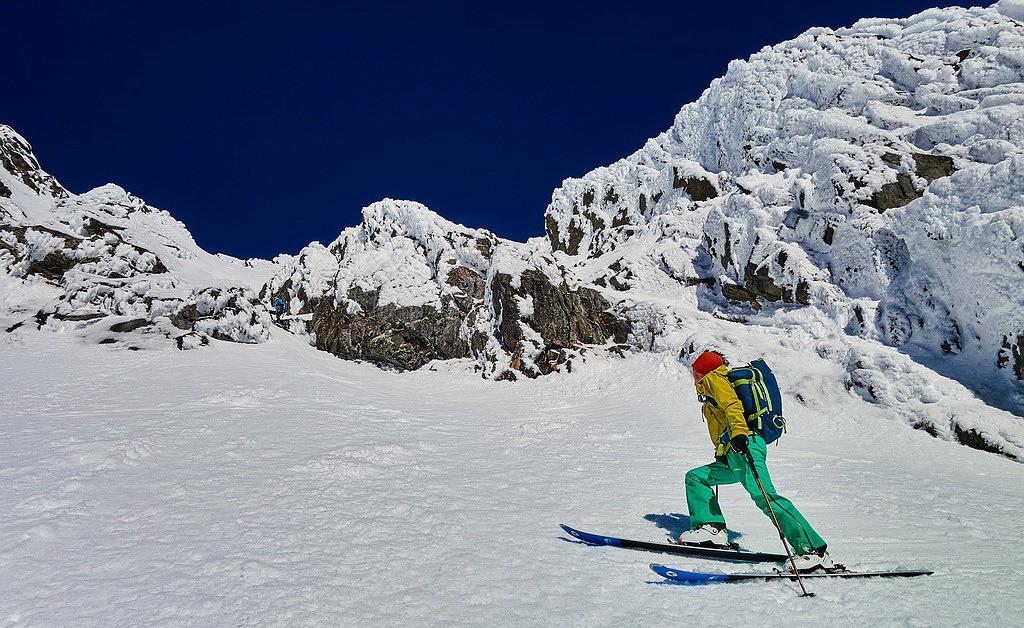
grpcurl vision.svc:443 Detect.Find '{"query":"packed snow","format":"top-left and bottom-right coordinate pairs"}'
top-left (2, 323), bottom-right (1024, 626)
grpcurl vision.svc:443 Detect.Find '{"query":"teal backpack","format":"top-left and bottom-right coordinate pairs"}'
top-left (727, 359), bottom-right (787, 444)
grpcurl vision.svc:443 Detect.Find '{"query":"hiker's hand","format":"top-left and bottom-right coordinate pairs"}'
top-left (730, 434), bottom-right (748, 454)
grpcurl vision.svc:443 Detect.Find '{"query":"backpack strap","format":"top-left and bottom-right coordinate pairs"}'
top-left (729, 374), bottom-right (770, 428)
top-left (729, 371), bottom-right (771, 430)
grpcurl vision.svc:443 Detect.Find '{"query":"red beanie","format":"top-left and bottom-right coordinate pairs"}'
top-left (691, 351), bottom-right (724, 380)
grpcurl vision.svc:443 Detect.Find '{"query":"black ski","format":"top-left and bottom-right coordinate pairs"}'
top-left (560, 523), bottom-right (789, 563)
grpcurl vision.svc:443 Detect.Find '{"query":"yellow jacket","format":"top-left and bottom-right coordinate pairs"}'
top-left (695, 365), bottom-right (752, 455)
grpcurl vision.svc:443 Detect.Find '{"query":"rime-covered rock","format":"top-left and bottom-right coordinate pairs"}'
top-left (265, 199), bottom-right (628, 377)
top-left (540, 2), bottom-right (1024, 439)
top-left (0, 125), bottom-right (275, 349)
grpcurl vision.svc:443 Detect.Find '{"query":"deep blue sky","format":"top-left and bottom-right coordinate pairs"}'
top-left (4, 1), bottom-right (969, 259)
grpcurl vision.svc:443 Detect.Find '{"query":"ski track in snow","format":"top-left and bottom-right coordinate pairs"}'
top-left (1, 328), bottom-right (1023, 626)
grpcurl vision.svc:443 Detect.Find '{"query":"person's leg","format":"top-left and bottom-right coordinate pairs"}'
top-left (731, 437), bottom-right (827, 554)
top-left (684, 459), bottom-right (742, 529)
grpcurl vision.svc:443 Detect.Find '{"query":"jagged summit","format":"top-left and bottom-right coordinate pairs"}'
top-left (333, 198), bottom-right (506, 308)
top-left (0, 128), bottom-right (276, 350)
top-left (357, 199), bottom-right (491, 247)
top-left (0, 124), bottom-right (67, 203)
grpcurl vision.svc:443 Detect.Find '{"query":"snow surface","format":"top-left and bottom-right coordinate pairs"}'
top-left (2, 327), bottom-right (1023, 626)
top-left (3, 3), bottom-right (1024, 624)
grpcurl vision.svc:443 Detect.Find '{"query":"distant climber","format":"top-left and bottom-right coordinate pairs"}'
top-left (272, 297), bottom-right (287, 323)
top-left (675, 350), bottom-right (835, 572)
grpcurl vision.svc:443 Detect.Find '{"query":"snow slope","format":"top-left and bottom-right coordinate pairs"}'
top-left (2, 327), bottom-right (1023, 626)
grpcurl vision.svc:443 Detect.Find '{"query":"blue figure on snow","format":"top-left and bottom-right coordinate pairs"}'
top-left (272, 297), bottom-right (286, 323)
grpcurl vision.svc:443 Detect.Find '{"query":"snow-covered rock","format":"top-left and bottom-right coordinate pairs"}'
top-left (0, 125), bottom-right (276, 349)
top-left (264, 199), bottom-right (629, 379)
top-left (541, 2), bottom-right (1024, 438)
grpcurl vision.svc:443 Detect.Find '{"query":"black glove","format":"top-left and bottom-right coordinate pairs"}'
top-left (730, 434), bottom-right (748, 455)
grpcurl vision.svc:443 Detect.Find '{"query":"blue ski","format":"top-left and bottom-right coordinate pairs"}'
top-left (650, 563), bottom-right (933, 583)
top-left (560, 523), bottom-right (789, 563)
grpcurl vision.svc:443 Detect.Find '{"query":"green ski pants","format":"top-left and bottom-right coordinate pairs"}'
top-left (684, 435), bottom-right (826, 554)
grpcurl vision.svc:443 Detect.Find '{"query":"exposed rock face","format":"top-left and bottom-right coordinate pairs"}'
top-left (999, 335), bottom-right (1024, 382)
top-left (493, 270), bottom-right (610, 348)
top-left (912, 153), bottom-right (957, 184)
top-left (299, 264), bottom-right (630, 376)
top-left (266, 200), bottom-right (631, 378)
top-left (309, 287), bottom-right (468, 370)
top-left (862, 153), bottom-right (959, 211)
top-left (0, 128), bottom-right (67, 198)
top-left (489, 269), bottom-right (628, 376)
top-left (864, 173), bottom-right (921, 212)
top-left (673, 169), bottom-right (719, 202)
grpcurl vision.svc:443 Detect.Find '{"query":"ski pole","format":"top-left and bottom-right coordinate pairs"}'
top-left (743, 448), bottom-right (814, 598)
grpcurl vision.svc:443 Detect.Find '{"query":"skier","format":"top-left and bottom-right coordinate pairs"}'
top-left (676, 350), bottom-right (835, 571)
top-left (272, 297), bottom-right (286, 323)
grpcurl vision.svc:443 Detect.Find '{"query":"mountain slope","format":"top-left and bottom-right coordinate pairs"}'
top-left (1, 318), bottom-right (1022, 625)
top-left (3, 3), bottom-right (1024, 624)
top-left (0, 126), bottom-right (277, 349)
top-left (542, 2), bottom-right (1024, 420)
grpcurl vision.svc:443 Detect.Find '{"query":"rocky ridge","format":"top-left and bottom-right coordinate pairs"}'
top-left (262, 199), bottom-right (629, 379)
top-left (0, 126), bottom-right (274, 350)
